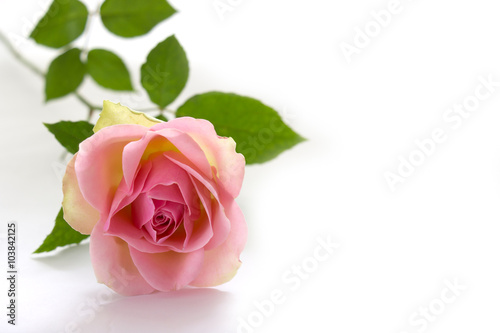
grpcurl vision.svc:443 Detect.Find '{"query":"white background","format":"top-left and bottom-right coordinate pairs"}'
top-left (1, 0), bottom-right (500, 332)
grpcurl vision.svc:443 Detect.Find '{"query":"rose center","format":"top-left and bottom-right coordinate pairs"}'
top-left (141, 200), bottom-right (186, 243)
top-left (151, 211), bottom-right (175, 234)
top-left (153, 213), bottom-right (168, 225)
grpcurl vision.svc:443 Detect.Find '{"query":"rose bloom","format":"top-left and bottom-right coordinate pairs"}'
top-left (62, 101), bottom-right (247, 295)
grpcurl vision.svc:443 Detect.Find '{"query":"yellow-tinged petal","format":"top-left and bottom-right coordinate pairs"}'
top-left (93, 100), bottom-right (162, 133)
top-left (62, 154), bottom-right (100, 234)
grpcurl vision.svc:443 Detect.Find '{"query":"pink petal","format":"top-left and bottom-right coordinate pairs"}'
top-left (106, 207), bottom-right (171, 253)
top-left (121, 128), bottom-right (212, 189)
top-left (62, 154), bottom-right (100, 234)
top-left (181, 207), bottom-right (213, 253)
top-left (155, 223), bottom-right (187, 251)
top-left (154, 127), bottom-right (212, 177)
top-left (106, 160), bottom-right (153, 229)
top-left (90, 220), bottom-right (155, 296)
top-left (129, 247), bottom-right (205, 292)
top-left (188, 175), bottom-right (229, 251)
top-left (131, 193), bottom-right (155, 228)
top-left (152, 117), bottom-right (245, 198)
top-left (142, 154), bottom-right (200, 217)
top-left (189, 196), bottom-right (247, 287)
top-left (164, 152), bottom-right (219, 202)
top-left (161, 201), bottom-right (185, 224)
top-left (148, 184), bottom-right (185, 205)
top-left (107, 206), bottom-right (188, 254)
top-left (75, 125), bottom-right (148, 214)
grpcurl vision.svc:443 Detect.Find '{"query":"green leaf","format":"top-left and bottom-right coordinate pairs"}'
top-left (45, 48), bottom-right (86, 101)
top-left (87, 49), bottom-right (133, 91)
top-left (100, 0), bottom-right (176, 37)
top-left (30, 0), bottom-right (88, 48)
top-left (34, 208), bottom-right (89, 253)
top-left (155, 113), bottom-right (168, 122)
top-left (44, 121), bottom-right (94, 154)
top-left (141, 35), bottom-right (188, 108)
top-left (177, 92), bottom-right (305, 164)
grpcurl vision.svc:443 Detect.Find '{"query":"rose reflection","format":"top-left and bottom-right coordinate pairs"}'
top-left (78, 288), bottom-right (236, 333)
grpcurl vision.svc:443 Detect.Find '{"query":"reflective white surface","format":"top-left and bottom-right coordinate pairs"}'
top-left (2, 0), bottom-right (500, 332)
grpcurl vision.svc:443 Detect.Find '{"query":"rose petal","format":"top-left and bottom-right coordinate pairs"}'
top-left (154, 127), bottom-right (212, 178)
top-left (106, 207), bottom-right (169, 253)
top-left (164, 152), bottom-right (219, 201)
top-left (201, 198), bottom-right (231, 251)
top-left (90, 220), bottom-right (155, 296)
top-left (142, 154), bottom-right (200, 217)
top-left (129, 247), bottom-right (205, 292)
top-left (106, 160), bottom-right (153, 228)
top-left (148, 184), bottom-right (185, 205)
top-left (107, 207), bottom-right (187, 253)
top-left (151, 117), bottom-right (245, 198)
top-left (76, 124), bottom-right (148, 214)
top-left (121, 128), bottom-right (212, 189)
top-left (186, 175), bottom-right (229, 251)
top-left (131, 193), bottom-right (155, 228)
top-left (161, 201), bottom-right (185, 224)
top-left (189, 196), bottom-right (247, 287)
top-left (62, 154), bottom-right (100, 234)
top-left (93, 100), bottom-right (161, 133)
top-left (181, 207), bottom-right (212, 253)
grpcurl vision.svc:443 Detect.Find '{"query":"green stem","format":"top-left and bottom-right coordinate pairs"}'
top-left (0, 30), bottom-right (172, 119)
top-left (163, 108), bottom-right (176, 115)
top-left (0, 31), bottom-right (44, 77)
top-left (75, 92), bottom-right (100, 111)
top-left (86, 108), bottom-right (96, 122)
top-left (0, 30), bottom-right (100, 115)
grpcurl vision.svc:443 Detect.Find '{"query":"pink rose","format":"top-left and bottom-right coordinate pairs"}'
top-left (62, 102), bottom-right (247, 295)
